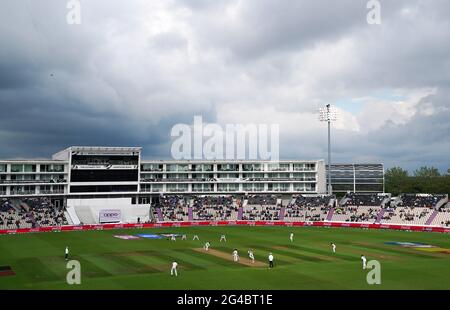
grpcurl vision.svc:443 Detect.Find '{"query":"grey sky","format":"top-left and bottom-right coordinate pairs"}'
top-left (0, 0), bottom-right (449, 172)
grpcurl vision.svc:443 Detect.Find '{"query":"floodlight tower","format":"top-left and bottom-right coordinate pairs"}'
top-left (319, 104), bottom-right (338, 195)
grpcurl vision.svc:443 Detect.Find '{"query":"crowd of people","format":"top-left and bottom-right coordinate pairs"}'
top-left (155, 195), bottom-right (188, 221)
top-left (292, 195), bottom-right (334, 208)
top-left (398, 194), bottom-right (446, 208)
top-left (246, 195), bottom-right (278, 205)
top-left (242, 205), bottom-right (281, 221)
top-left (333, 206), bottom-right (381, 223)
top-left (343, 193), bottom-right (388, 206)
top-left (192, 196), bottom-right (238, 220)
top-left (1, 193), bottom-right (448, 228)
top-left (0, 197), bottom-right (67, 229)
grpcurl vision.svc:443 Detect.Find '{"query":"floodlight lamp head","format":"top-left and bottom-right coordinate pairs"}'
top-left (319, 105), bottom-right (338, 122)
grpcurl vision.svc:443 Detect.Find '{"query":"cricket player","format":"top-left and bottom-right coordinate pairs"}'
top-left (232, 249), bottom-right (239, 262)
top-left (65, 246), bottom-right (69, 260)
top-left (181, 234), bottom-right (187, 240)
top-left (171, 234), bottom-right (176, 241)
top-left (268, 253), bottom-right (274, 268)
top-left (248, 249), bottom-right (255, 263)
top-left (331, 243), bottom-right (336, 253)
top-left (204, 241), bottom-right (210, 251)
top-left (220, 234), bottom-right (227, 242)
top-left (361, 255), bottom-right (367, 269)
top-left (289, 233), bottom-right (294, 242)
top-left (171, 261), bottom-right (178, 277)
top-left (193, 234), bottom-right (199, 241)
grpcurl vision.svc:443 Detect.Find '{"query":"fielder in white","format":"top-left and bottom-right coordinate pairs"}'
top-left (220, 234), bottom-right (227, 242)
top-left (193, 235), bottom-right (199, 241)
top-left (171, 235), bottom-right (176, 241)
top-left (171, 261), bottom-right (178, 277)
top-left (289, 233), bottom-right (294, 242)
top-left (204, 241), bottom-right (210, 251)
top-left (361, 255), bottom-right (367, 269)
top-left (181, 234), bottom-right (187, 240)
top-left (232, 249), bottom-right (239, 262)
top-left (248, 250), bottom-right (255, 263)
top-left (331, 243), bottom-right (336, 253)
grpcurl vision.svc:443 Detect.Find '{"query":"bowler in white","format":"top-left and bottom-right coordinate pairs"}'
top-left (204, 241), bottom-right (210, 251)
top-left (248, 250), bottom-right (255, 263)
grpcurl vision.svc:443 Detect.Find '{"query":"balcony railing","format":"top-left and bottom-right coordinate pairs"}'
top-left (40, 190), bottom-right (65, 194)
top-left (9, 191), bottom-right (36, 195)
top-left (0, 179), bottom-right (67, 184)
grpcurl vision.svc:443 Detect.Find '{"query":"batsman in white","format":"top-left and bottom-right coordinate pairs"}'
top-left (232, 249), bottom-right (239, 262)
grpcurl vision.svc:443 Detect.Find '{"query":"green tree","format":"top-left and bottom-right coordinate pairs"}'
top-left (386, 167), bottom-right (409, 178)
top-left (385, 166), bottom-right (450, 195)
top-left (385, 167), bottom-right (409, 196)
top-left (413, 166), bottom-right (441, 178)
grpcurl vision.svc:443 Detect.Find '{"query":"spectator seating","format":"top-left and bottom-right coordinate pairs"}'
top-left (192, 196), bottom-right (238, 221)
top-left (0, 197), bottom-right (67, 229)
top-left (155, 195), bottom-right (188, 221)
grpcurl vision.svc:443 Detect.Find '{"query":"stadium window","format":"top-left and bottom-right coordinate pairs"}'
top-left (11, 164), bottom-right (23, 173)
top-left (24, 164), bottom-right (36, 172)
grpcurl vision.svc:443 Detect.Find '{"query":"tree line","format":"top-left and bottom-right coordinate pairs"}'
top-left (385, 167), bottom-right (450, 196)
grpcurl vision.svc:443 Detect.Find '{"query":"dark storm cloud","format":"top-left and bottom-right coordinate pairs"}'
top-left (185, 0), bottom-right (407, 60)
top-left (0, 0), bottom-right (449, 172)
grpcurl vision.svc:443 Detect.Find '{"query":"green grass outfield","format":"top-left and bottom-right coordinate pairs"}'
top-left (0, 226), bottom-right (449, 289)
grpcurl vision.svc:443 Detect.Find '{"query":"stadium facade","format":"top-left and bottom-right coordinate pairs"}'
top-left (0, 146), bottom-right (329, 204)
top-left (326, 164), bottom-right (385, 194)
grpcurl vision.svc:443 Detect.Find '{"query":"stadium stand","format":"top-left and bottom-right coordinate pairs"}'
top-left (4, 193), bottom-right (445, 229)
top-left (154, 195), bottom-right (188, 221)
top-left (283, 195), bottom-right (335, 222)
top-left (398, 194), bottom-right (447, 208)
top-left (0, 197), bottom-right (67, 229)
top-left (242, 195), bottom-right (282, 221)
top-left (191, 196), bottom-right (239, 221)
top-left (341, 193), bottom-right (390, 207)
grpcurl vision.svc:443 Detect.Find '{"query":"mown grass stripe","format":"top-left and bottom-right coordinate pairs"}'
top-left (78, 254), bottom-right (123, 277)
top-left (288, 244), bottom-right (357, 261)
top-left (122, 252), bottom-right (170, 270)
top-left (106, 253), bottom-right (164, 274)
top-left (17, 257), bottom-right (61, 282)
top-left (349, 243), bottom-right (441, 259)
top-left (249, 245), bottom-right (326, 263)
top-left (175, 248), bottom-right (240, 268)
top-left (146, 250), bottom-right (207, 271)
